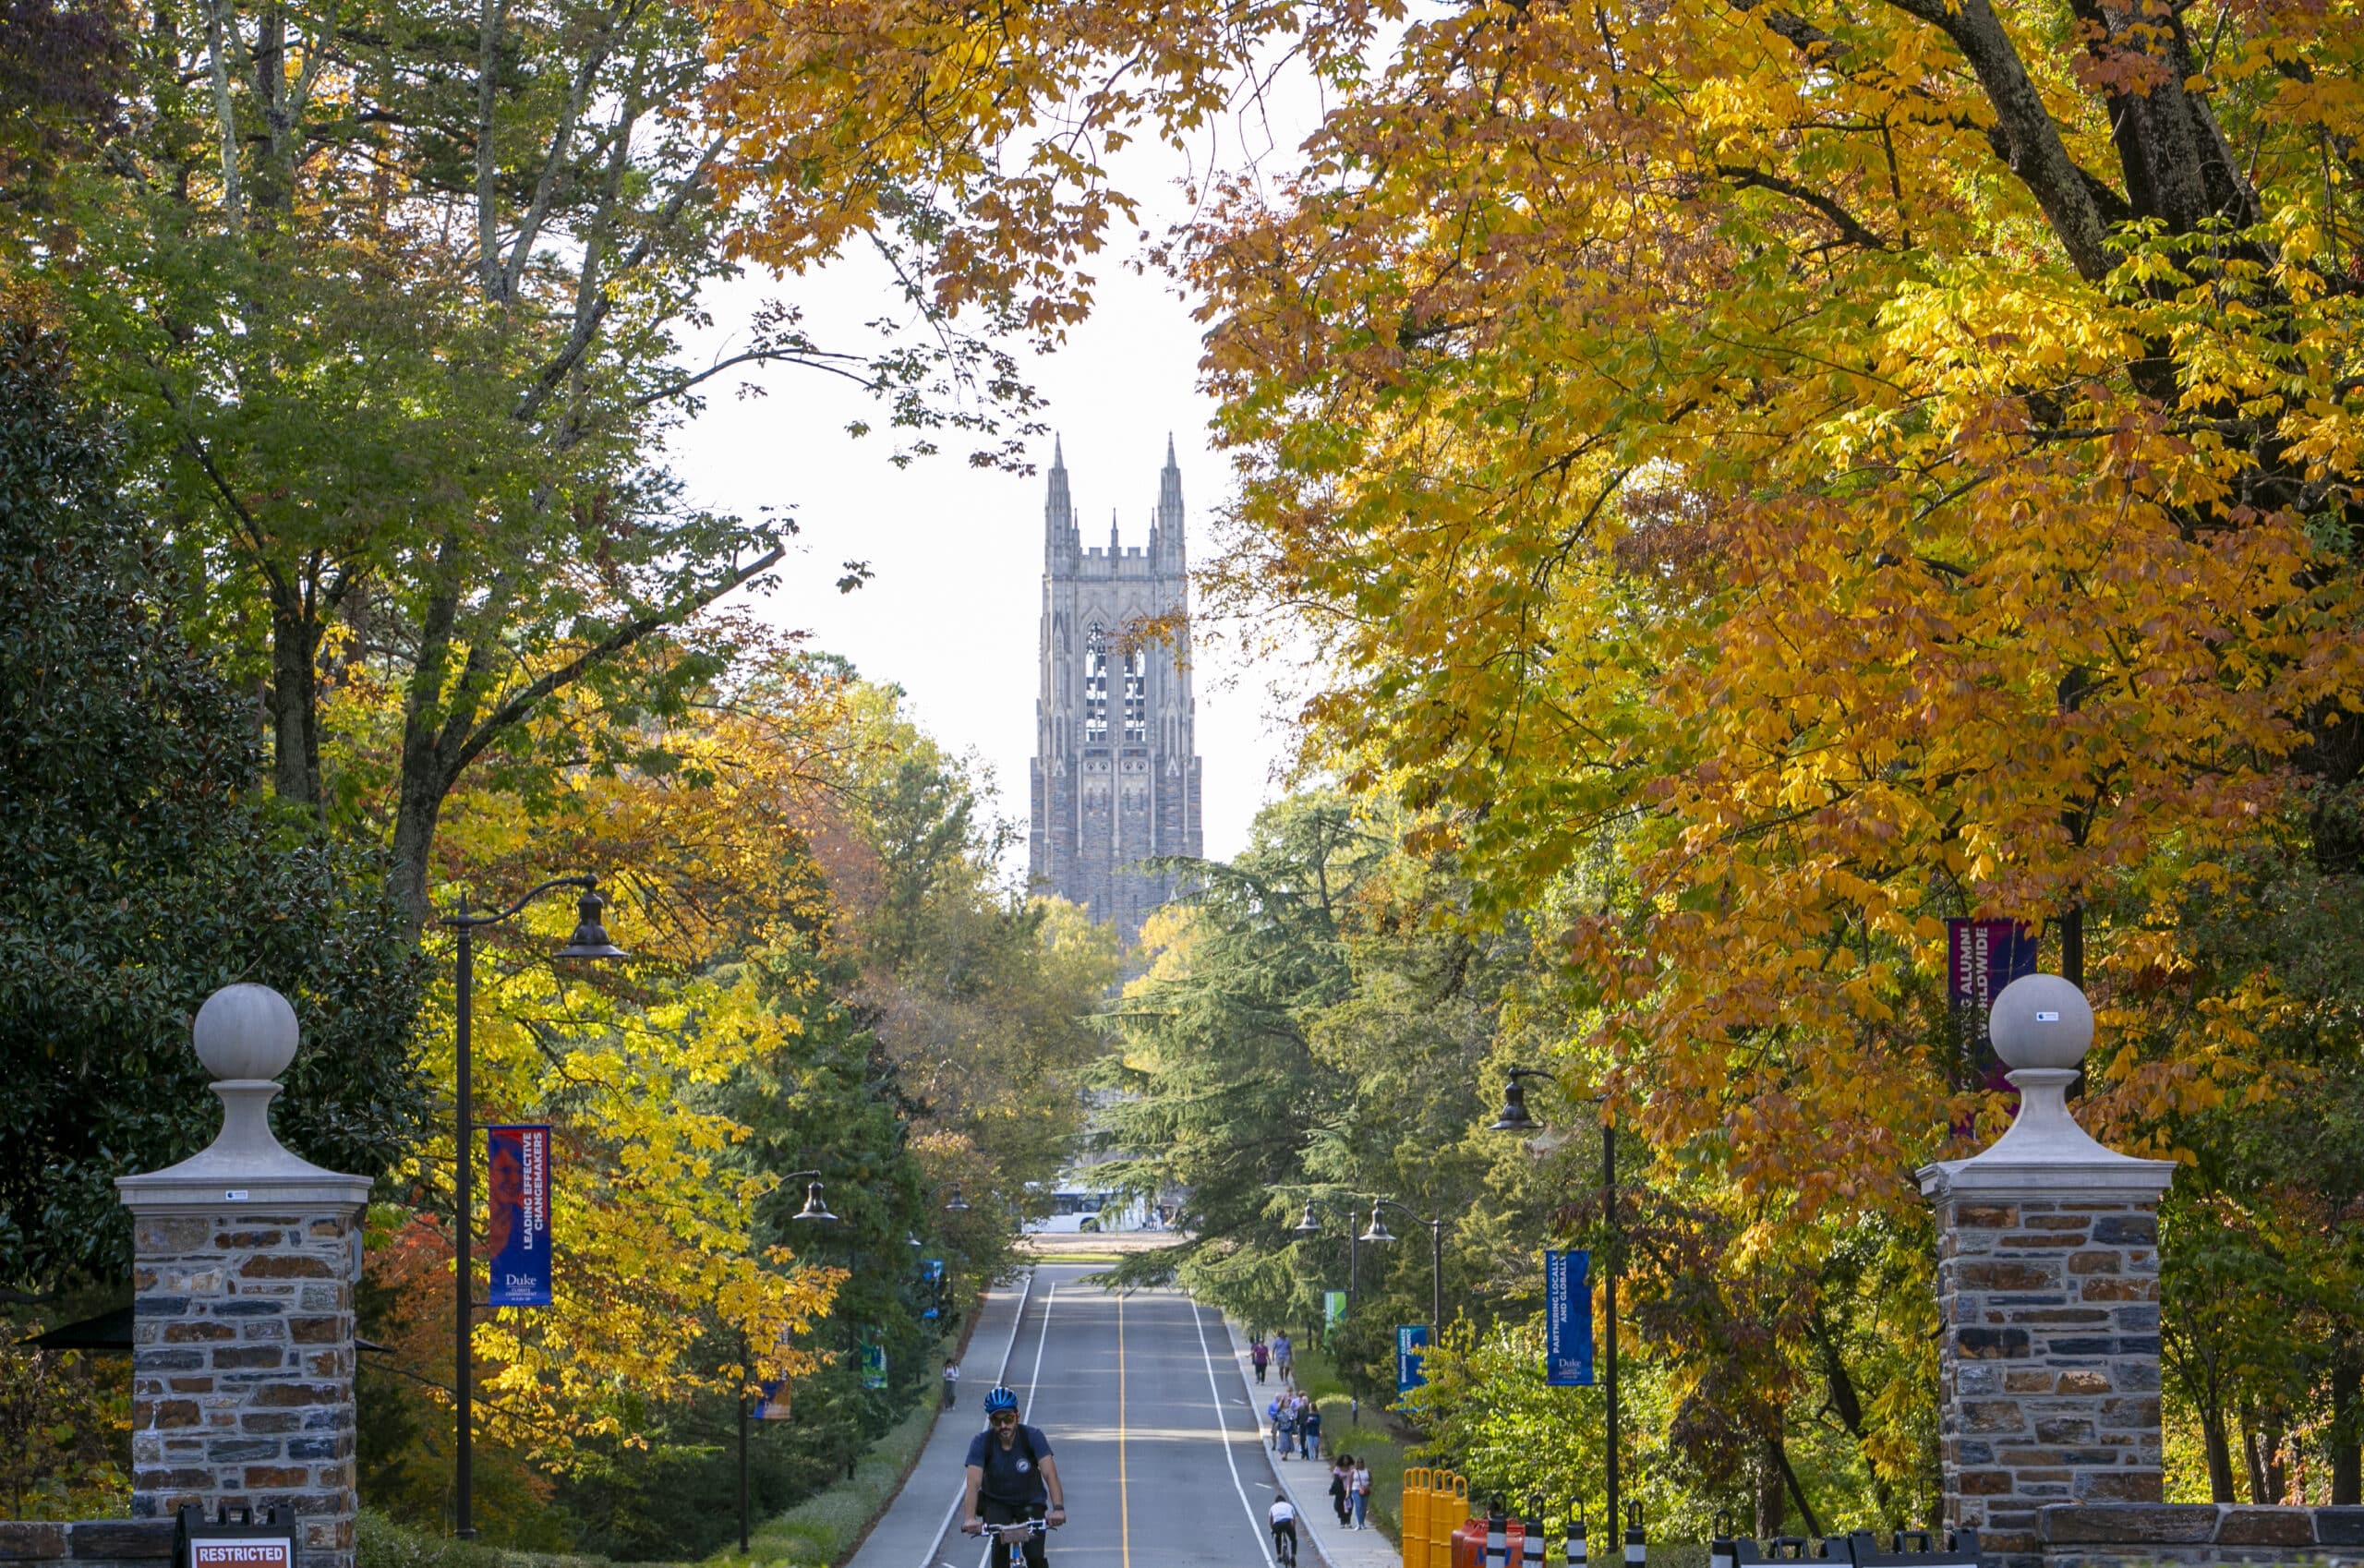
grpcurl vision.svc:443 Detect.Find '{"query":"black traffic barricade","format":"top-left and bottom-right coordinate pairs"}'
top-left (1486, 1498), bottom-right (1513, 1568)
top-left (1562, 1509), bottom-right (1589, 1568)
top-left (1520, 1502), bottom-right (1549, 1568)
top-left (1620, 1503), bottom-right (1646, 1568)
top-left (1709, 1512), bottom-right (1740, 1568)
top-left (174, 1505), bottom-right (297, 1568)
top-left (1839, 1530), bottom-right (1981, 1567)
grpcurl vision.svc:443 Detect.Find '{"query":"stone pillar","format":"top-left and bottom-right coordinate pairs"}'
top-left (1919, 975), bottom-right (2175, 1568)
top-left (116, 985), bottom-right (371, 1568)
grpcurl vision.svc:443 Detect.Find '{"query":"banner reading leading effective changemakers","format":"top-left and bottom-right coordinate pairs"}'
top-left (486, 1124), bottom-right (552, 1308)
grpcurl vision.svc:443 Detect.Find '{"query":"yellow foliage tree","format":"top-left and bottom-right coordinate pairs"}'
top-left (1167, 0), bottom-right (2364, 1216)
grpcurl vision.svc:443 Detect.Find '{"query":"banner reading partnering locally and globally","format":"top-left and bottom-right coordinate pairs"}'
top-left (1324, 1290), bottom-right (1346, 1330)
top-left (485, 1124), bottom-right (551, 1308)
top-left (1544, 1248), bottom-right (1594, 1387)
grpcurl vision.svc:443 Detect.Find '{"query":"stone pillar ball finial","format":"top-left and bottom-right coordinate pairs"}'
top-left (1987, 971), bottom-right (2093, 1070)
top-left (191, 982), bottom-right (301, 1081)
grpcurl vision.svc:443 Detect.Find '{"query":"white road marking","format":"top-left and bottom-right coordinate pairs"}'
top-left (1190, 1297), bottom-right (1279, 1568)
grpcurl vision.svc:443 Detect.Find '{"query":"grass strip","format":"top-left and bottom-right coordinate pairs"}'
top-left (715, 1387), bottom-right (942, 1567)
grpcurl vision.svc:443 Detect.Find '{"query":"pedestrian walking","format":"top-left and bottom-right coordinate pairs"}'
top-left (943, 1357), bottom-right (961, 1407)
top-left (1329, 1455), bottom-right (1351, 1527)
top-left (1267, 1394), bottom-right (1285, 1453)
top-left (1301, 1401), bottom-right (1321, 1461)
top-left (1273, 1330), bottom-right (1295, 1383)
top-left (1252, 1337), bottom-right (1270, 1384)
top-left (1351, 1458), bottom-right (1372, 1529)
top-left (1275, 1398), bottom-right (1297, 1461)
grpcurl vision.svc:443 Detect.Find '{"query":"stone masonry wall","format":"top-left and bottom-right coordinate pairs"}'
top-left (2039, 1502), bottom-right (2364, 1566)
top-left (131, 1205), bottom-right (361, 1568)
top-left (0, 1519), bottom-right (173, 1568)
top-left (1935, 1190), bottom-right (2165, 1566)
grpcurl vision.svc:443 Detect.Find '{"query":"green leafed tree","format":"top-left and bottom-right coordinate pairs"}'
top-left (0, 294), bottom-right (425, 1295)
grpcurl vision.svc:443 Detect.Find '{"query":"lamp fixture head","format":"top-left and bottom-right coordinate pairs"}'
top-left (556, 878), bottom-right (628, 961)
top-left (793, 1181), bottom-right (838, 1223)
top-left (1490, 1072), bottom-right (1543, 1133)
top-left (944, 1187), bottom-right (971, 1212)
top-left (1360, 1205), bottom-right (1397, 1245)
top-left (1294, 1202), bottom-right (1321, 1236)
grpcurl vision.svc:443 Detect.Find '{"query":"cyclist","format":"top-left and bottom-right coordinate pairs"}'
top-left (961, 1386), bottom-right (1067, 1568)
top-left (1269, 1496), bottom-right (1299, 1566)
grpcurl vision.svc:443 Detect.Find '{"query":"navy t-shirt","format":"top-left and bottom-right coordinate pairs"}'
top-left (967, 1424), bottom-right (1055, 1506)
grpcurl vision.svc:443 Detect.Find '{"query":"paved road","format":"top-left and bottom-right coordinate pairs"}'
top-left (850, 1265), bottom-right (1288, 1568)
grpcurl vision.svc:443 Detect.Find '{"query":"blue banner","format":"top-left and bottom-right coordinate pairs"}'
top-left (1396, 1323), bottom-right (1428, 1393)
top-left (751, 1378), bottom-right (791, 1421)
top-left (486, 1124), bottom-right (551, 1308)
top-left (861, 1343), bottom-right (887, 1390)
top-left (1545, 1249), bottom-right (1594, 1386)
top-left (922, 1258), bottom-right (946, 1321)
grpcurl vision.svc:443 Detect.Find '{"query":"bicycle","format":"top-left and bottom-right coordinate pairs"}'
top-left (1271, 1522), bottom-right (1299, 1568)
top-left (982, 1516), bottom-right (1056, 1568)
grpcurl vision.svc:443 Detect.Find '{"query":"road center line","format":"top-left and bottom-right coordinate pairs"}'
top-left (1189, 1294), bottom-right (1278, 1568)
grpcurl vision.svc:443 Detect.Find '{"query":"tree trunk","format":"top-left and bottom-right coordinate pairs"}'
top-left (1813, 1308), bottom-right (1904, 1525)
top-left (2334, 1355), bottom-right (2361, 1505)
top-left (2202, 1403), bottom-right (2238, 1503)
top-left (267, 583), bottom-right (323, 814)
top-left (1754, 1446), bottom-right (1785, 1540)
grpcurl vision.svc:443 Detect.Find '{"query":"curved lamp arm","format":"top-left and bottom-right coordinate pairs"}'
top-left (444, 874), bottom-right (597, 930)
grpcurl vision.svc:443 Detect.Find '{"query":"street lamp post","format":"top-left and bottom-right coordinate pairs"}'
top-left (740, 1172), bottom-right (838, 1555)
top-left (1293, 1199), bottom-right (1364, 1310)
top-left (445, 874), bottom-right (625, 1540)
top-left (1359, 1200), bottom-right (1447, 1334)
top-left (1489, 1068), bottom-right (1622, 1553)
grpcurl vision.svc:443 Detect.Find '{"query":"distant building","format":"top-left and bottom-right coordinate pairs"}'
top-left (1028, 437), bottom-right (1204, 946)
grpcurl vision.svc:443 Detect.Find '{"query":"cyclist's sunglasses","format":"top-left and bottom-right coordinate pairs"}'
top-left (988, 1411), bottom-right (1019, 1425)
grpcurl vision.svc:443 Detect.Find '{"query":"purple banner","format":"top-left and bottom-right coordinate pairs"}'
top-left (1948, 919), bottom-right (2037, 1088)
top-left (486, 1124), bottom-right (551, 1308)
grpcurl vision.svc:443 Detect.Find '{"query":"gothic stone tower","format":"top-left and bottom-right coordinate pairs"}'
top-left (1029, 437), bottom-right (1203, 946)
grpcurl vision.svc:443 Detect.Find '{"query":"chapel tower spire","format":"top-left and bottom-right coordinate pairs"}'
top-left (1029, 439), bottom-right (1204, 947)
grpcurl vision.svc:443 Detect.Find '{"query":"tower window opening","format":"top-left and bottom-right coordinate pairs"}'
top-left (1123, 649), bottom-right (1147, 743)
top-left (1084, 626), bottom-right (1110, 744)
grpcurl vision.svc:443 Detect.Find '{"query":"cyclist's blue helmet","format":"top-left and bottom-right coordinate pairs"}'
top-left (983, 1385), bottom-right (1019, 1414)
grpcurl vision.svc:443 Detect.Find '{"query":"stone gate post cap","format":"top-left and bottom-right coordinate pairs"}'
top-left (193, 983), bottom-right (300, 1081)
top-left (1990, 973), bottom-right (2093, 1070)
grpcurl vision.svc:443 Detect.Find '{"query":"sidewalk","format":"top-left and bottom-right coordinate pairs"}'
top-left (1218, 1317), bottom-right (1401, 1568)
top-left (845, 1272), bottom-right (1036, 1568)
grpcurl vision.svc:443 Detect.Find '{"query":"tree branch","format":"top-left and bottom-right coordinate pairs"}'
top-left (444, 547), bottom-right (786, 784)
top-left (1716, 163), bottom-right (1893, 249)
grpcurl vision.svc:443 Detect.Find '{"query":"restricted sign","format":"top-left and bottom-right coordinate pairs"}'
top-left (192, 1545), bottom-right (291, 1568)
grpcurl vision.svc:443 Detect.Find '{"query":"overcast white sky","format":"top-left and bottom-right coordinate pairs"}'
top-left (668, 88), bottom-right (1329, 874)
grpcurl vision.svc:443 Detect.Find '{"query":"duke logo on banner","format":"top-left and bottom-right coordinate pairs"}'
top-left (1396, 1324), bottom-right (1429, 1394)
top-left (1545, 1249), bottom-right (1594, 1387)
top-left (487, 1124), bottom-right (552, 1308)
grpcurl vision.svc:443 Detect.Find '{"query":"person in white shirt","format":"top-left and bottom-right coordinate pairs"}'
top-left (1268, 1498), bottom-right (1299, 1564)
